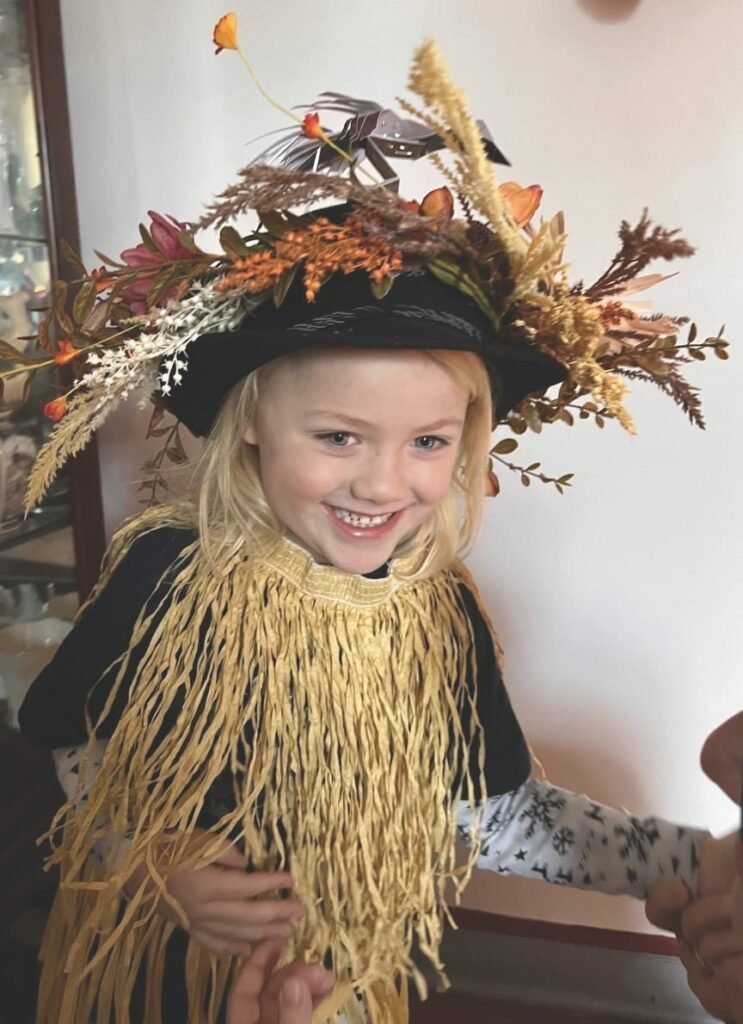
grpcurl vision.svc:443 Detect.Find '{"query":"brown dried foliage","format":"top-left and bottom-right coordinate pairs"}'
top-left (198, 165), bottom-right (457, 261)
top-left (585, 210), bottom-right (695, 301)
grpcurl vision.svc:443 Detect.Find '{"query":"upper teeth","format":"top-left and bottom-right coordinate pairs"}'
top-left (333, 507), bottom-right (395, 527)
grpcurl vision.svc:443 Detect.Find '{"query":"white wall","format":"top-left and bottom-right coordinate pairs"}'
top-left (59, 0), bottom-right (743, 931)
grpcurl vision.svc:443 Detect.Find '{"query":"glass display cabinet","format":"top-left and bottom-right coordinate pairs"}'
top-left (0, 0), bottom-right (105, 975)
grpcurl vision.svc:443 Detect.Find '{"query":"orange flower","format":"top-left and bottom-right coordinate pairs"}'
top-left (420, 187), bottom-right (454, 220)
top-left (91, 267), bottom-right (114, 293)
top-left (43, 396), bottom-right (68, 422)
top-left (499, 182), bottom-right (543, 229)
top-left (301, 112), bottom-right (328, 142)
top-left (54, 340), bottom-right (81, 366)
top-left (213, 12), bottom-right (238, 54)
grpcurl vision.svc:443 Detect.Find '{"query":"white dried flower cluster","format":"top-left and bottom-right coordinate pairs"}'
top-left (78, 282), bottom-right (246, 410)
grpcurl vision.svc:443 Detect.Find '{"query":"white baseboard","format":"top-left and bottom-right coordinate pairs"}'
top-left (440, 928), bottom-right (716, 1022)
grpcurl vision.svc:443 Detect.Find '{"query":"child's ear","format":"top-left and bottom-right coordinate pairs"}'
top-left (243, 423), bottom-right (258, 445)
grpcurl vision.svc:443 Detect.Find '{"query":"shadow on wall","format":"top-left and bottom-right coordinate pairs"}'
top-left (457, 738), bottom-right (662, 934)
top-left (577, 0), bottom-right (642, 23)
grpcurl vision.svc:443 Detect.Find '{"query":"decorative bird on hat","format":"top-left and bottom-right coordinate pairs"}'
top-left (253, 92), bottom-right (510, 189)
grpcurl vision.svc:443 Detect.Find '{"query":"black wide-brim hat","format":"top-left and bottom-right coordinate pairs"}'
top-left (165, 269), bottom-right (567, 437)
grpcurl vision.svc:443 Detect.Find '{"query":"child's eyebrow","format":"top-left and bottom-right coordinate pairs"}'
top-left (305, 410), bottom-right (464, 431)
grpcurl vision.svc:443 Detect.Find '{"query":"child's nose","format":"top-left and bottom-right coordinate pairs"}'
top-left (350, 451), bottom-right (408, 506)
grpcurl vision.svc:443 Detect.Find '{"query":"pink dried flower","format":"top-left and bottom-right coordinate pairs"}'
top-left (119, 211), bottom-right (196, 314)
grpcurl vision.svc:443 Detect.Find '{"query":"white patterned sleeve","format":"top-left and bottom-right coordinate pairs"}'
top-left (52, 741), bottom-right (107, 808)
top-left (456, 779), bottom-right (709, 898)
top-left (52, 742), bottom-right (130, 868)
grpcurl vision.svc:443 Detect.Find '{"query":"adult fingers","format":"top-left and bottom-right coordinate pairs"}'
top-left (700, 711), bottom-right (743, 803)
top-left (226, 941), bottom-right (284, 1024)
top-left (696, 928), bottom-right (743, 968)
top-left (682, 893), bottom-right (734, 948)
top-left (276, 963), bottom-right (335, 1005)
top-left (279, 977), bottom-right (314, 1024)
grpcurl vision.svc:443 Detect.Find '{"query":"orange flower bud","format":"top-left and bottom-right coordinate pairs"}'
top-left (485, 470), bottom-right (500, 498)
top-left (91, 267), bottom-right (114, 294)
top-left (43, 396), bottom-right (68, 422)
top-left (499, 182), bottom-right (543, 229)
top-left (213, 12), bottom-right (239, 54)
top-left (420, 187), bottom-right (454, 220)
top-left (53, 340), bottom-right (81, 366)
top-left (301, 112), bottom-right (328, 142)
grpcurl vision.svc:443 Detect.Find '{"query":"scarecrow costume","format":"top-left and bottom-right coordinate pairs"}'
top-left (15, 25), bottom-right (729, 1024)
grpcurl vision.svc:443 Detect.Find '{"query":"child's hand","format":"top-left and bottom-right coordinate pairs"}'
top-left (227, 940), bottom-right (334, 1024)
top-left (166, 847), bottom-right (304, 957)
top-left (126, 845), bottom-right (304, 957)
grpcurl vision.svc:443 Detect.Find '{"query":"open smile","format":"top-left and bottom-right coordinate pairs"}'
top-left (323, 504), bottom-right (405, 537)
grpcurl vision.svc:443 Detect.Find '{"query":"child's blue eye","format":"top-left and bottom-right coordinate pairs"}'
top-left (413, 435), bottom-right (448, 451)
top-left (318, 431), bottom-right (353, 447)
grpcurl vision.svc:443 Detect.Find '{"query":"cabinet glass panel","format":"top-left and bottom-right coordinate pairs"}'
top-left (0, 0), bottom-right (76, 731)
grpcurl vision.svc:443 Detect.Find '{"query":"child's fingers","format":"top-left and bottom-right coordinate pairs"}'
top-left (207, 870), bottom-right (296, 901)
top-left (201, 898), bottom-right (304, 926)
top-left (213, 846), bottom-right (250, 871)
top-left (196, 919), bottom-right (297, 944)
top-left (191, 929), bottom-right (255, 959)
top-left (645, 878), bottom-right (690, 932)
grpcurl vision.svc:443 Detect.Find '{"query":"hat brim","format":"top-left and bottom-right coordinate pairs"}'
top-left (164, 318), bottom-right (567, 438)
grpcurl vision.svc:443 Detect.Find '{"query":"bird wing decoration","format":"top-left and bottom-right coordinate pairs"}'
top-left (251, 92), bottom-right (509, 189)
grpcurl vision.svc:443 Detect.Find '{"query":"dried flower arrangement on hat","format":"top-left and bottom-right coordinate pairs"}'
top-left (4, 12), bottom-right (728, 509)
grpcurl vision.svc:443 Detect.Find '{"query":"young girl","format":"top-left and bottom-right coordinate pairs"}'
top-left (14, 28), bottom-right (738, 1024)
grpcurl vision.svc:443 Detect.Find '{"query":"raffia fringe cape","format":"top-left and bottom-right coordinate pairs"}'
top-left (37, 512), bottom-right (488, 1023)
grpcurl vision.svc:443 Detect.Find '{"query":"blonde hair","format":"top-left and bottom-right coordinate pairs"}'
top-left (180, 348), bottom-right (493, 578)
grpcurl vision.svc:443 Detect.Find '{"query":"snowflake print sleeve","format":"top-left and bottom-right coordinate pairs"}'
top-left (456, 779), bottom-right (709, 898)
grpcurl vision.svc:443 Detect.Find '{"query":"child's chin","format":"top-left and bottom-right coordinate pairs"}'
top-left (326, 540), bottom-right (396, 576)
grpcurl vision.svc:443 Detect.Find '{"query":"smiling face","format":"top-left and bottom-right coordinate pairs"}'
top-left (243, 348), bottom-right (471, 575)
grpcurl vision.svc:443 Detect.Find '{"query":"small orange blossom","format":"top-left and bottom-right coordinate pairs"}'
top-left (91, 267), bottom-right (114, 293)
top-left (43, 396), bottom-right (68, 422)
top-left (54, 340), bottom-right (81, 366)
top-left (213, 13), bottom-right (238, 54)
top-left (301, 112), bottom-right (328, 142)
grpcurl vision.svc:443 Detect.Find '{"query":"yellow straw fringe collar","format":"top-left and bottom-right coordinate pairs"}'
top-left (39, 519), bottom-right (487, 1023)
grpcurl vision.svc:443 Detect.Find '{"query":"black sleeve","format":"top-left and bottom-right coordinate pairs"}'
top-left (18, 526), bottom-right (196, 749)
top-left (458, 583), bottom-right (531, 800)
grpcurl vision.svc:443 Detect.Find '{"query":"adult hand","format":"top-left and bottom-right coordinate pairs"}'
top-left (646, 710), bottom-right (743, 1022)
top-left (227, 940), bottom-right (334, 1024)
top-left (702, 711), bottom-right (743, 804)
